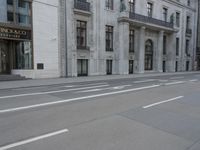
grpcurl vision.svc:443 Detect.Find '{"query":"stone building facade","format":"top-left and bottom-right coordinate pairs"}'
top-left (60, 0), bottom-right (199, 77)
top-left (0, 0), bottom-right (198, 78)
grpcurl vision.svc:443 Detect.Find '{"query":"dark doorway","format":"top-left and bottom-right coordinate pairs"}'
top-left (0, 40), bottom-right (10, 74)
top-left (186, 61), bottom-right (189, 71)
top-left (129, 60), bottom-right (134, 74)
top-left (106, 60), bottom-right (112, 75)
top-left (77, 59), bottom-right (88, 76)
top-left (163, 61), bottom-right (166, 72)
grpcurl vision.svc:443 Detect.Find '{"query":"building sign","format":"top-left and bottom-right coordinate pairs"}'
top-left (0, 26), bottom-right (31, 40)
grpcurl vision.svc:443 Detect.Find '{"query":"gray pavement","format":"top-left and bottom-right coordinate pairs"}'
top-left (0, 72), bottom-right (200, 150)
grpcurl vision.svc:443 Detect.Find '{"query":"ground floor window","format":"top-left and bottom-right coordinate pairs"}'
top-left (197, 57), bottom-right (200, 70)
top-left (175, 61), bottom-right (178, 72)
top-left (106, 60), bottom-right (112, 75)
top-left (77, 59), bottom-right (88, 76)
top-left (129, 60), bottom-right (134, 74)
top-left (186, 61), bottom-right (189, 71)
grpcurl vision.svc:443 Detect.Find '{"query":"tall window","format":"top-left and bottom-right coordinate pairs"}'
top-left (129, 0), bottom-right (135, 13)
top-left (129, 29), bottom-right (134, 52)
top-left (18, 0), bottom-right (26, 8)
top-left (77, 20), bottom-right (87, 49)
top-left (106, 0), bottom-right (113, 10)
top-left (7, 0), bottom-right (13, 5)
top-left (7, 12), bottom-right (14, 22)
top-left (147, 2), bottom-right (153, 17)
top-left (186, 16), bottom-right (190, 29)
top-left (185, 39), bottom-right (190, 56)
top-left (176, 38), bottom-right (179, 56)
top-left (106, 25), bottom-right (113, 51)
top-left (145, 39), bottom-right (153, 70)
top-left (163, 35), bottom-right (167, 55)
top-left (163, 8), bottom-right (168, 22)
top-left (176, 12), bottom-right (180, 27)
top-left (187, 0), bottom-right (190, 6)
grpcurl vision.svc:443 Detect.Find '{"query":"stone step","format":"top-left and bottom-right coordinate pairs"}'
top-left (0, 75), bottom-right (28, 81)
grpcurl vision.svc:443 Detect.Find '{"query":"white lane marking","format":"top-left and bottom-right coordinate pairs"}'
top-left (0, 85), bottom-right (160, 114)
top-left (189, 79), bottom-right (198, 82)
top-left (164, 81), bottom-right (185, 86)
top-left (63, 82), bottom-right (108, 88)
top-left (133, 79), bottom-right (156, 84)
top-left (143, 96), bottom-right (184, 109)
top-left (0, 129), bottom-right (68, 150)
top-left (63, 85), bottom-right (75, 88)
top-left (170, 76), bottom-right (184, 80)
top-left (158, 80), bottom-right (169, 82)
top-left (0, 85), bottom-right (109, 99)
top-left (76, 85), bottom-right (132, 93)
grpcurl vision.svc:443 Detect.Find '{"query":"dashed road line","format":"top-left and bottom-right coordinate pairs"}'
top-left (170, 76), bottom-right (184, 80)
top-left (0, 129), bottom-right (69, 150)
top-left (0, 85), bottom-right (160, 114)
top-left (133, 79), bottom-right (156, 84)
top-left (143, 96), bottom-right (184, 109)
top-left (0, 85), bottom-right (109, 99)
top-left (163, 81), bottom-right (185, 86)
top-left (63, 82), bottom-right (108, 88)
top-left (189, 79), bottom-right (198, 82)
top-left (76, 85), bottom-right (132, 93)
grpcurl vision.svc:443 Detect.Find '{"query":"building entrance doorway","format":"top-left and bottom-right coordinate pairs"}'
top-left (77, 59), bottom-right (88, 76)
top-left (129, 60), bottom-right (134, 74)
top-left (0, 41), bottom-right (9, 74)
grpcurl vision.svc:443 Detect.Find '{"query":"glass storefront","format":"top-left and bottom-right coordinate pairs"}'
top-left (14, 41), bottom-right (32, 69)
top-left (0, 40), bottom-right (33, 74)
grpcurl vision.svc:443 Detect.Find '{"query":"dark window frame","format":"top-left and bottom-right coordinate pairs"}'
top-left (7, 11), bottom-right (14, 22)
top-left (7, 0), bottom-right (13, 5)
top-left (105, 25), bottom-right (114, 51)
top-left (106, 59), bottom-right (113, 75)
top-left (129, 29), bottom-right (135, 53)
top-left (76, 20), bottom-right (87, 49)
top-left (176, 12), bottom-right (180, 27)
top-left (163, 35), bottom-right (167, 55)
top-left (145, 39), bottom-right (153, 71)
top-left (129, 0), bottom-right (135, 13)
top-left (163, 7), bottom-right (168, 22)
top-left (185, 39), bottom-right (190, 56)
top-left (147, 2), bottom-right (153, 17)
top-left (186, 16), bottom-right (190, 29)
top-left (176, 37), bottom-right (179, 56)
top-left (106, 0), bottom-right (113, 10)
top-left (77, 59), bottom-right (88, 76)
top-left (129, 60), bottom-right (134, 74)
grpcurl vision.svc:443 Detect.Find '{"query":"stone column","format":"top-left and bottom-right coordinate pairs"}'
top-left (135, 26), bottom-right (145, 73)
top-left (167, 33), bottom-right (176, 72)
top-left (118, 21), bottom-right (129, 75)
top-left (156, 30), bottom-right (164, 72)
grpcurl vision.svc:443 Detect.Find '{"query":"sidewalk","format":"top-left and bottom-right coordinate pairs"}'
top-left (0, 71), bottom-right (199, 90)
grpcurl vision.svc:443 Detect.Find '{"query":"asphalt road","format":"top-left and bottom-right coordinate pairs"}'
top-left (0, 73), bottom-right (200, 150)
